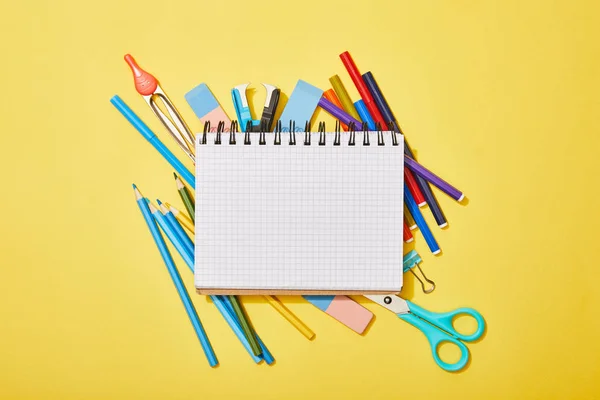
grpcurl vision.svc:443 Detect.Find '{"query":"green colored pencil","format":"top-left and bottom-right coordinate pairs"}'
top-left (174, 172), bottom-right (195, 222)
top-left (228, 295), bottom-right (262, 356)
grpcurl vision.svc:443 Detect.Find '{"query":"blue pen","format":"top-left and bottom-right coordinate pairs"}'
top-left (156, 199), bottom-right (194, 256)
top-left (157, 208), bottom-right (274, 364)
top-left (354, 100), bottom-right (376, 130)
top-left (111, 96), bottom-right (195, 188)
top-left (404, 183), bottom-right (441, 254)
top-left (133, 185), bottom-right (217, 367)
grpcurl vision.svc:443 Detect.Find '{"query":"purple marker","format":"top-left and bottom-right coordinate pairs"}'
top-left (404, 157), bottom-right (465, 202)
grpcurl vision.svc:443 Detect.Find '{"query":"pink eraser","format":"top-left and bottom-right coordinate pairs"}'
top-left (326, 295), bottom-right (374, 334)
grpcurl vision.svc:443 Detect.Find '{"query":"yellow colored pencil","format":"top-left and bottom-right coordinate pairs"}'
top-left (264, 295), bottom-right (315, 340)
top-left (165, 202), bottom-right (194, 234)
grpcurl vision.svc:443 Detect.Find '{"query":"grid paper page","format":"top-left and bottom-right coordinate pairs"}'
top-left (195, 131), bottom-right (404, 292)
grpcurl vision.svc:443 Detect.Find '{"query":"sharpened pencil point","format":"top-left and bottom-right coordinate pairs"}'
top-left (173, 172), bottom-right (178, 179)
top-left (156, 199), bottom-right (163, 205)
top-left (133, 185), bottom-right (143, 200)
top-left (132, 183), bottom-right (137, 189)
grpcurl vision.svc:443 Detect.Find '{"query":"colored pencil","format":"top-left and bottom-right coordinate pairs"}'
top-left (165, 202), bottom-right (194, 234)
top-left (175, 215), bottom-right (314, 340)
top-left (111, 96), bottom-right (195, 188)
top-left (362, 71), bottom-right (448, 226)
top-left (404, 182), bottom-right (441, 255)
top-left (264, 295), bottom-right (316, 340)
top-left (151, 199), bottom-right (272, 363)
top-left (218, 296), bottom-right (275, 364)
top-left (133, 185), bottom-right (217, 367)
top-left (228, 295), bottom-right (262, 357)
top-left (157, 200), bottom-right (194, 255)
top-left (174, 173), bottom-right (195, 221)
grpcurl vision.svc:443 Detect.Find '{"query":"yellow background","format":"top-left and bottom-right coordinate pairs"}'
top-left (1, 0), bottom-right (599, 398)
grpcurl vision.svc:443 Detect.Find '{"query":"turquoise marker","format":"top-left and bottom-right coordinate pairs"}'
top-left (133, 185), bottom-right (217, 367)
top-left (111, 96), bottom-right (195, 188)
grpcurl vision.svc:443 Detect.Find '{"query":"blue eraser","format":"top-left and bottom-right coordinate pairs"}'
top-left (185, 83), bottom-right (220, 119)
top-left (278, 80), bottom-right (324, 130)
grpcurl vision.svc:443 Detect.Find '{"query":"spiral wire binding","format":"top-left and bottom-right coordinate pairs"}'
top-left (387, 120), bottom-right (399, 146)
top-left (348, 122), bottom-right (356, 146)
top-left (259, 120), bottom-right (267, 145)
top-left (229, 120), bottom-right (238, 144)
top-left (334, 120), bottom-right (341, 146)
top-left (274, 120), bottom-right (282, 145)
top-left (197, 119), bottom-right (398, 147)
top-left (377, 122), bottom-right (385, 146)
top-left (318, 121), bottom-right (326, 146)
top-left (288, 120), bottom-right (296, 145)
top-left (202, 121), bottom-right (210, 144)
top-left (362, 122), bottom-right (370, 146)
top-left (304, 121), bottom-right (311, 145)
top-left (215, 121), bottom-right (224, 144)
top-left (244, 121), bottom-right (252, 145)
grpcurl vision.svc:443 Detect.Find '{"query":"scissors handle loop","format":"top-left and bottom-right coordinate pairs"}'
top-left (407, 301), bottom-right (485, 342)
top-left (399, 312), bottom-right (470, 372)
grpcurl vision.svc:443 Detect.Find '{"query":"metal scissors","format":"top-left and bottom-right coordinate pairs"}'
top-left (364, 294), bottom-right (485, 372)
top-left (124, 54), bottom-right (196, 162)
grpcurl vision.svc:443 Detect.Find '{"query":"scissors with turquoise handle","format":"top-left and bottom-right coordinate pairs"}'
top-left (364, 294), bottom-right (485, 372)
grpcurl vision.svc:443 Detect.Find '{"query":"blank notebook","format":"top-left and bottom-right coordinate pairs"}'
top-left (194, 129), bottom-right (405, 294)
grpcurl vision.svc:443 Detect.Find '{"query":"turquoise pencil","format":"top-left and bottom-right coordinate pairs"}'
top-left (133, 185), bottom-right (217, 367)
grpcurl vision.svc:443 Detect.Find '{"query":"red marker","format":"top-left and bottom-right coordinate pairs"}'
top-left (340, 51), bottom-right (387, 128)
top-left (404, 221), bottom-right (414, 243)
top-left (405, 168), bottom-right (426, 207)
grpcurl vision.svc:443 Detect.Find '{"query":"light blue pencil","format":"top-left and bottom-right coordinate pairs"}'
top-left (133, 185), bottom-right (217, 367)
top-left (148, 201), bottom-right (194, 268)
top-left (156, 199), bottom-right (194, 256)
top-left (112, 96), bottom-right (195, 188)
top-left (218, 296), bottom-right (275, 365)
top-left (154, 203), bottom-right (272, 363)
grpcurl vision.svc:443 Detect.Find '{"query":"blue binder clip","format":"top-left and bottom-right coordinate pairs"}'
top-left (403, 250), bottom-right (435, 293)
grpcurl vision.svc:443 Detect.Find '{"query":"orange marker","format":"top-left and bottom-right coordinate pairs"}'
top-left (323, 89), bottom-right (348, 130)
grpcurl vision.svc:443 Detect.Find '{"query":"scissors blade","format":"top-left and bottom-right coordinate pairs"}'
top-left (364, 295), bottom-right (410, 315)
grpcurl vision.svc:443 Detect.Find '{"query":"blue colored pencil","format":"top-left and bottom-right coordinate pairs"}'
top-left (148, 201), bottom-right (195, 268)
top-left (133, 185), bottom-right (217, 367)
top-left (111, 96), bottom-right (195, 188)
top-left (156, 199), bottom-right (194, 256)
top-left (155, 205), bottom-right (274, 364)
top-left (404, 183), bottom-right (441, 255)
top-left (218, 296), bottom-right (275, 365)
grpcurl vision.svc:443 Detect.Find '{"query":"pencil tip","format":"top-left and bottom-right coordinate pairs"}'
top-left (156, 199), bottom-right (163, 205)
top-left (132, 183), bottom-right (137, 189)
top-left (173, 172), bottom-right (178, 179)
